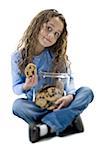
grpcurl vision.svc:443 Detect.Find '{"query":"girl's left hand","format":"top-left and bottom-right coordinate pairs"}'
top-left (53, 94), bottom-right (74, 111)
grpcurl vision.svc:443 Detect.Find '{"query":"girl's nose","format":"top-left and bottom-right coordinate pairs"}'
top-left (48, 32), bottom-right (55, 40)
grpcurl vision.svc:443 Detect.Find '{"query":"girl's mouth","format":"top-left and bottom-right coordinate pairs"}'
top-left (44, 37), bottom-right (51, 43)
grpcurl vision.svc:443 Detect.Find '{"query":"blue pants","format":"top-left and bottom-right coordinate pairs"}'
top-left (12, 87), bottom-right (94, 135)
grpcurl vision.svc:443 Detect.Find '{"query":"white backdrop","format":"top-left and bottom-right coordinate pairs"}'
top-left (0, 0), bottom-right (100, 149)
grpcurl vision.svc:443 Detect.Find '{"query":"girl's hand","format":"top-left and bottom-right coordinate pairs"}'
top-left (53, 94), bottom-right (74, 111)
top-left (23, 75), bottom-right (38, 91)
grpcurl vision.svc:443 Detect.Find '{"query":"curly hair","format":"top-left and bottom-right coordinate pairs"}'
top-left (17, 9), bottom-right (70, 74)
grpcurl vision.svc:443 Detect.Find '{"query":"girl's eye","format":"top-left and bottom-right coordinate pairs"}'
top-left (55, 32), bottom-right (60, 38)
top-left (47, 26), bottom-right (52, 32)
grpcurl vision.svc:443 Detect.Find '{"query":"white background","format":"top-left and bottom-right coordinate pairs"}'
top-left (0, 0), bottom-right (100, 149)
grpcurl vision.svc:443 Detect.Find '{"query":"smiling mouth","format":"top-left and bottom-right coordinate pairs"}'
top-left (44, 37), bottom-right (51, 43)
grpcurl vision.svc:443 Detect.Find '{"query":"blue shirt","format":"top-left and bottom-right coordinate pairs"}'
top-left (11, 48), bottom-right (76, 101)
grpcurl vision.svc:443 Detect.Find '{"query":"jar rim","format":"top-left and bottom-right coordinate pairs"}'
top-left (40, 71), bottom-right (69, 78)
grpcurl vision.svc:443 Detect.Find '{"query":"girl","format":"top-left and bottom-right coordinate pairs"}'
top-left (11, 9), bottom-right (94, 143)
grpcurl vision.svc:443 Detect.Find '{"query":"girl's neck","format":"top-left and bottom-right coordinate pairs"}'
top-left (34, 42), bottom-right (45, 56)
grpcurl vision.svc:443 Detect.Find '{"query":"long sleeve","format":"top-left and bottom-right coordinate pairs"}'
top-left (65, 65), bottom-right (76, 95)
top-left (11, 51), bottom-right (25, 95)
top-left (67, 74), bottom-right (76, 95)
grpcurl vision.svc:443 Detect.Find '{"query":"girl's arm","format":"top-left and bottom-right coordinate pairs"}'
top-left (11, 51), bottom-right (27, 95)
top-left (67, 75), bottom-right (76, 96)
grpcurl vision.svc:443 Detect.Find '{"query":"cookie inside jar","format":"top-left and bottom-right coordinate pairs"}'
top-left (35, 71), bottom-right (69, 110)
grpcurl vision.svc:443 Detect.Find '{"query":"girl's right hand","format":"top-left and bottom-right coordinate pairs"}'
top-left (23, 75), bottom-right (38, 91)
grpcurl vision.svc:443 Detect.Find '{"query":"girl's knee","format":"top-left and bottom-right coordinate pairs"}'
top-left (12, 99), bottom-right (24, 115)
top-left (77, 86), bottom-right (94, 102)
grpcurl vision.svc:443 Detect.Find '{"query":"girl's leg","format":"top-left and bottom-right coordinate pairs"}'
top-left (12, 98), bottom-right (48, 124)
top-left (42, 87), bottom-right (94, 135)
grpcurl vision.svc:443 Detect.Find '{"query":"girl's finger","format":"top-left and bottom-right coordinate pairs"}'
top-left (54, 102), bottom-right (64, 111)
top-left (55, 98), bottom-right (63, 105)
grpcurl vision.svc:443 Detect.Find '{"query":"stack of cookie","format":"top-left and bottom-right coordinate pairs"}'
top-left (35, 86), bottom-right (64, 110)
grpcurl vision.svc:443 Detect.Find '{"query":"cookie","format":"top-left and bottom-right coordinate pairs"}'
top-left (25, 63), bottom-right (37, 78)
top-left (45, 86), bottom-right (63, 102)
top-left (35, 92), bottom-right (47, 109)
top-left (35, 86), bottom-right (63, 109)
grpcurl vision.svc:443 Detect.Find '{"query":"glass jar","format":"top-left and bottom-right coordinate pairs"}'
top-left (35, 71), bottom-right (70, 110)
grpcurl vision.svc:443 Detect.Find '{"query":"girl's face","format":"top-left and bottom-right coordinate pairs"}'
top-left (38, 17), bottom-right (64, 48)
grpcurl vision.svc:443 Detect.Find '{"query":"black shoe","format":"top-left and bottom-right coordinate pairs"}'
top-left (72, 116), bottom-right (84, 133)
top-left (29, 123), bottom-right (55, 143)
top-left (29, 123), bottom-right (40, 143)
top-left (59, 116), bottom-right (84, 137)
